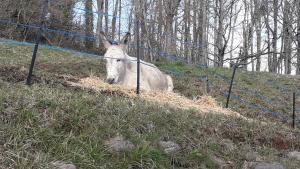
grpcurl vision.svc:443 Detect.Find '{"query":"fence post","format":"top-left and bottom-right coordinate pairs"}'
top-left (135, 0), bottom-right (140, 94)
top-left (293, 92), bottom-right (296, 129)
top-left (26, 0), bottom-right (48, 85)
top-left (226, 65), bottom-right (237, 108)
top-left (205, 75), bottom-right (210, 94)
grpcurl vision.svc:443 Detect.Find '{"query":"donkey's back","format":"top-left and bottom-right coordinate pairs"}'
top-left (124, 59), bottom-right (173, 91)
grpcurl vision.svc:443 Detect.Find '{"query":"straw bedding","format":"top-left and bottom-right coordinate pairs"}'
top-left (67, 76), bottom-right (248, 118)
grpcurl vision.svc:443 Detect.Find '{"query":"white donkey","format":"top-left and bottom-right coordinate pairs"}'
top-left (100, 32), bottom-right (173, 92)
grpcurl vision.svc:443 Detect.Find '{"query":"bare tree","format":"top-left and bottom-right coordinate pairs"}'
top-left (282, 0), bottom-right (293, 74)
top-left (184, 0), bottom-right (191, 63)
top-left (111, 0), bottom-right (119, 40)
top-left (270, 0), bottom-right (279, 73)
top-left (297, 0), bottom-right (300, 74)
top-left (254, 0), bottom-right (262, 71)
top-left (96, 0), bottom-right (104, 47)
top-left (85, 0), bottom-right (94, 49)
top-left (3, 0), bottom-right (300, 74)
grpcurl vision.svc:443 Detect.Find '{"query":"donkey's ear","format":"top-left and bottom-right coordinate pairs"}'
top-left (99, 31), bottom-right (112, 49)
top-left (120, 32), bottom-right (131, 49)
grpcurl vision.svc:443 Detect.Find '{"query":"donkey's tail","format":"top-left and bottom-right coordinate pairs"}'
top-left (166, 75), bottom-right (174, 92)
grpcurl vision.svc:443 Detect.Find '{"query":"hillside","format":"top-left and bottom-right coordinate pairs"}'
top-left (0, 42), bottom-right (300, 169)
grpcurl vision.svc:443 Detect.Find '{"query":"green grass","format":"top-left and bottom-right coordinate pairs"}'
top-left (0, 43), bottom-right (300, 168)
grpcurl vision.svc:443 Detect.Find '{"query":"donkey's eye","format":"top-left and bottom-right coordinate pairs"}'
top-left (117, 59), bottom-right (121, 62)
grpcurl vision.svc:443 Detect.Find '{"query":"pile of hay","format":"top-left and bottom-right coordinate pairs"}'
top-left (67, 76), bottom-right (247, 118)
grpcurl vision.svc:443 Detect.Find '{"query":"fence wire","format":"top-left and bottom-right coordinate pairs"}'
top-left (0, 12), bottom-right (299, 126)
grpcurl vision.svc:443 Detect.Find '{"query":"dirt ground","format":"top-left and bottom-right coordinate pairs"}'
top-left (0, 65), bottom-right (39, 83)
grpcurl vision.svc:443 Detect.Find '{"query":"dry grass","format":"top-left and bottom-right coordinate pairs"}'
top-left (67, 76), bottom-right (249, 119)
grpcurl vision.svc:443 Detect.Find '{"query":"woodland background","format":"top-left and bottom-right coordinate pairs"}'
top-left (1, 0), bottom-right (300, 74)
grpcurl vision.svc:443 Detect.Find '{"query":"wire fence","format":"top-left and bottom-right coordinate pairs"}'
top-left (0, 1), bottom-right (298, 128)
top-left (0, 36), bottom-right (298, 126)
top-left (0, 19), bottom-right (190, 63)
top-left (167, 64), bottom-right (299, 124)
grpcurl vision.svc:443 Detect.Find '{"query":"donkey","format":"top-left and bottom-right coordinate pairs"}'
top-left (100, 32), bottom-right (173, 92)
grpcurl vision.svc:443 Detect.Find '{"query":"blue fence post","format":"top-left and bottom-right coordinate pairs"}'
top-left (26, 0), bottom-right (49, 85)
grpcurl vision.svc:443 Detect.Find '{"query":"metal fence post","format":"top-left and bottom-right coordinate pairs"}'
top-left (206, 75), bottom-right (211, 94)
top-left (293, 92), bottom-right (296, 129)
top-left (226, 65), bottom-right (237, 108)
top-left (26, 0), bottom-right (48, 85)
top-left (135, 0), bottom-right (140, 94)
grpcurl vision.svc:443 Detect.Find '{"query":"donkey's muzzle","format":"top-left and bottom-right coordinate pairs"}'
top-left (106, 78), bottom-right (115, 84)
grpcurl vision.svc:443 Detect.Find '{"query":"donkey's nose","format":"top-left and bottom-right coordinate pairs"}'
top-left (106, 78), bottom-right (115, 84)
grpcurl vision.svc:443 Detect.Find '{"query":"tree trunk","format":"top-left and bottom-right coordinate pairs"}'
top-left (250, 0), bottom-right (254, 71)
top-left (201, 0), bottom-right (209, 65)
top-left (104, 0), bottom-right (109, 34)
top-left (164, 0), bottom-right (181, 59)
top-left (85, 0), bottom-right (94, 49)
top-left (283, 0), bottom-right (292, 74)
top-left (184, 0), bottom-right (191, 63)
top-left (271, 0), bottom-right (278, 73)
top-left (263, 0), bottom-right (272, 72)
top-left (118, 0), bottom-right (122, 41)
top-left (197, 0), bottom-right (205, 64)
top-left (254, 0), bottom-right (262, 71)
top-left (192, 0), bottom-right (198, 63)
top-left (297, 0), bottom-right (300, 74)
top-left (217, 0), bottom-right (224, 67)
top-left (97, 0), bottom-right (104, 47)
top-left (230, 4), bottom-right (238, 63)
top-left (213, 0), bottom-right (219, 67)
top-left (242, 0), bottom-right (249, 70)
top-left (111, 0), bottom-right (119, 40)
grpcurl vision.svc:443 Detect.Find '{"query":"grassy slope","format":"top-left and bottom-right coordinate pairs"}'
top-left (157, 61), bottom-right (300, 124)
top-left (0, 43), bottom-right (300, 169)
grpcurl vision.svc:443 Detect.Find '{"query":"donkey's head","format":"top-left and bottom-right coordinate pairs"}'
top-left (100, 32), bottom-right (131, 84)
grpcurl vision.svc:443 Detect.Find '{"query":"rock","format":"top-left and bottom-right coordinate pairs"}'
top-left (135, 122), bottom-right (155, 134)
top-left (159, 141), bottom-right (180, 154)
top-left (222, 161), bottom-right (235, 169)
top-left (105, 135), bottom-right (134, 152)
top-left (212, 155), bottom-right (226, 165)
top-left (242, 161), bottom-right (285, 169)
top-left (245, 152), bottom-right (262, 162)
top-left (255, 162), bottom-right (285, 169)
top-left (200, 164), bottom-right (208, 169)
top-left (212, 156), bottom-right (226, 168)
top-left (146, 122), bottom-right (155, 131)
top-left (51, 161), bottom-right (76, 169)
top-left (221, 139), bottom-right (236, 152)
top-left (212, 156), bottom-right (234, 169)
top-left (287, 151), bottom-right (300, 161)
top-left (255, 163), bottom-right (284, 169)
